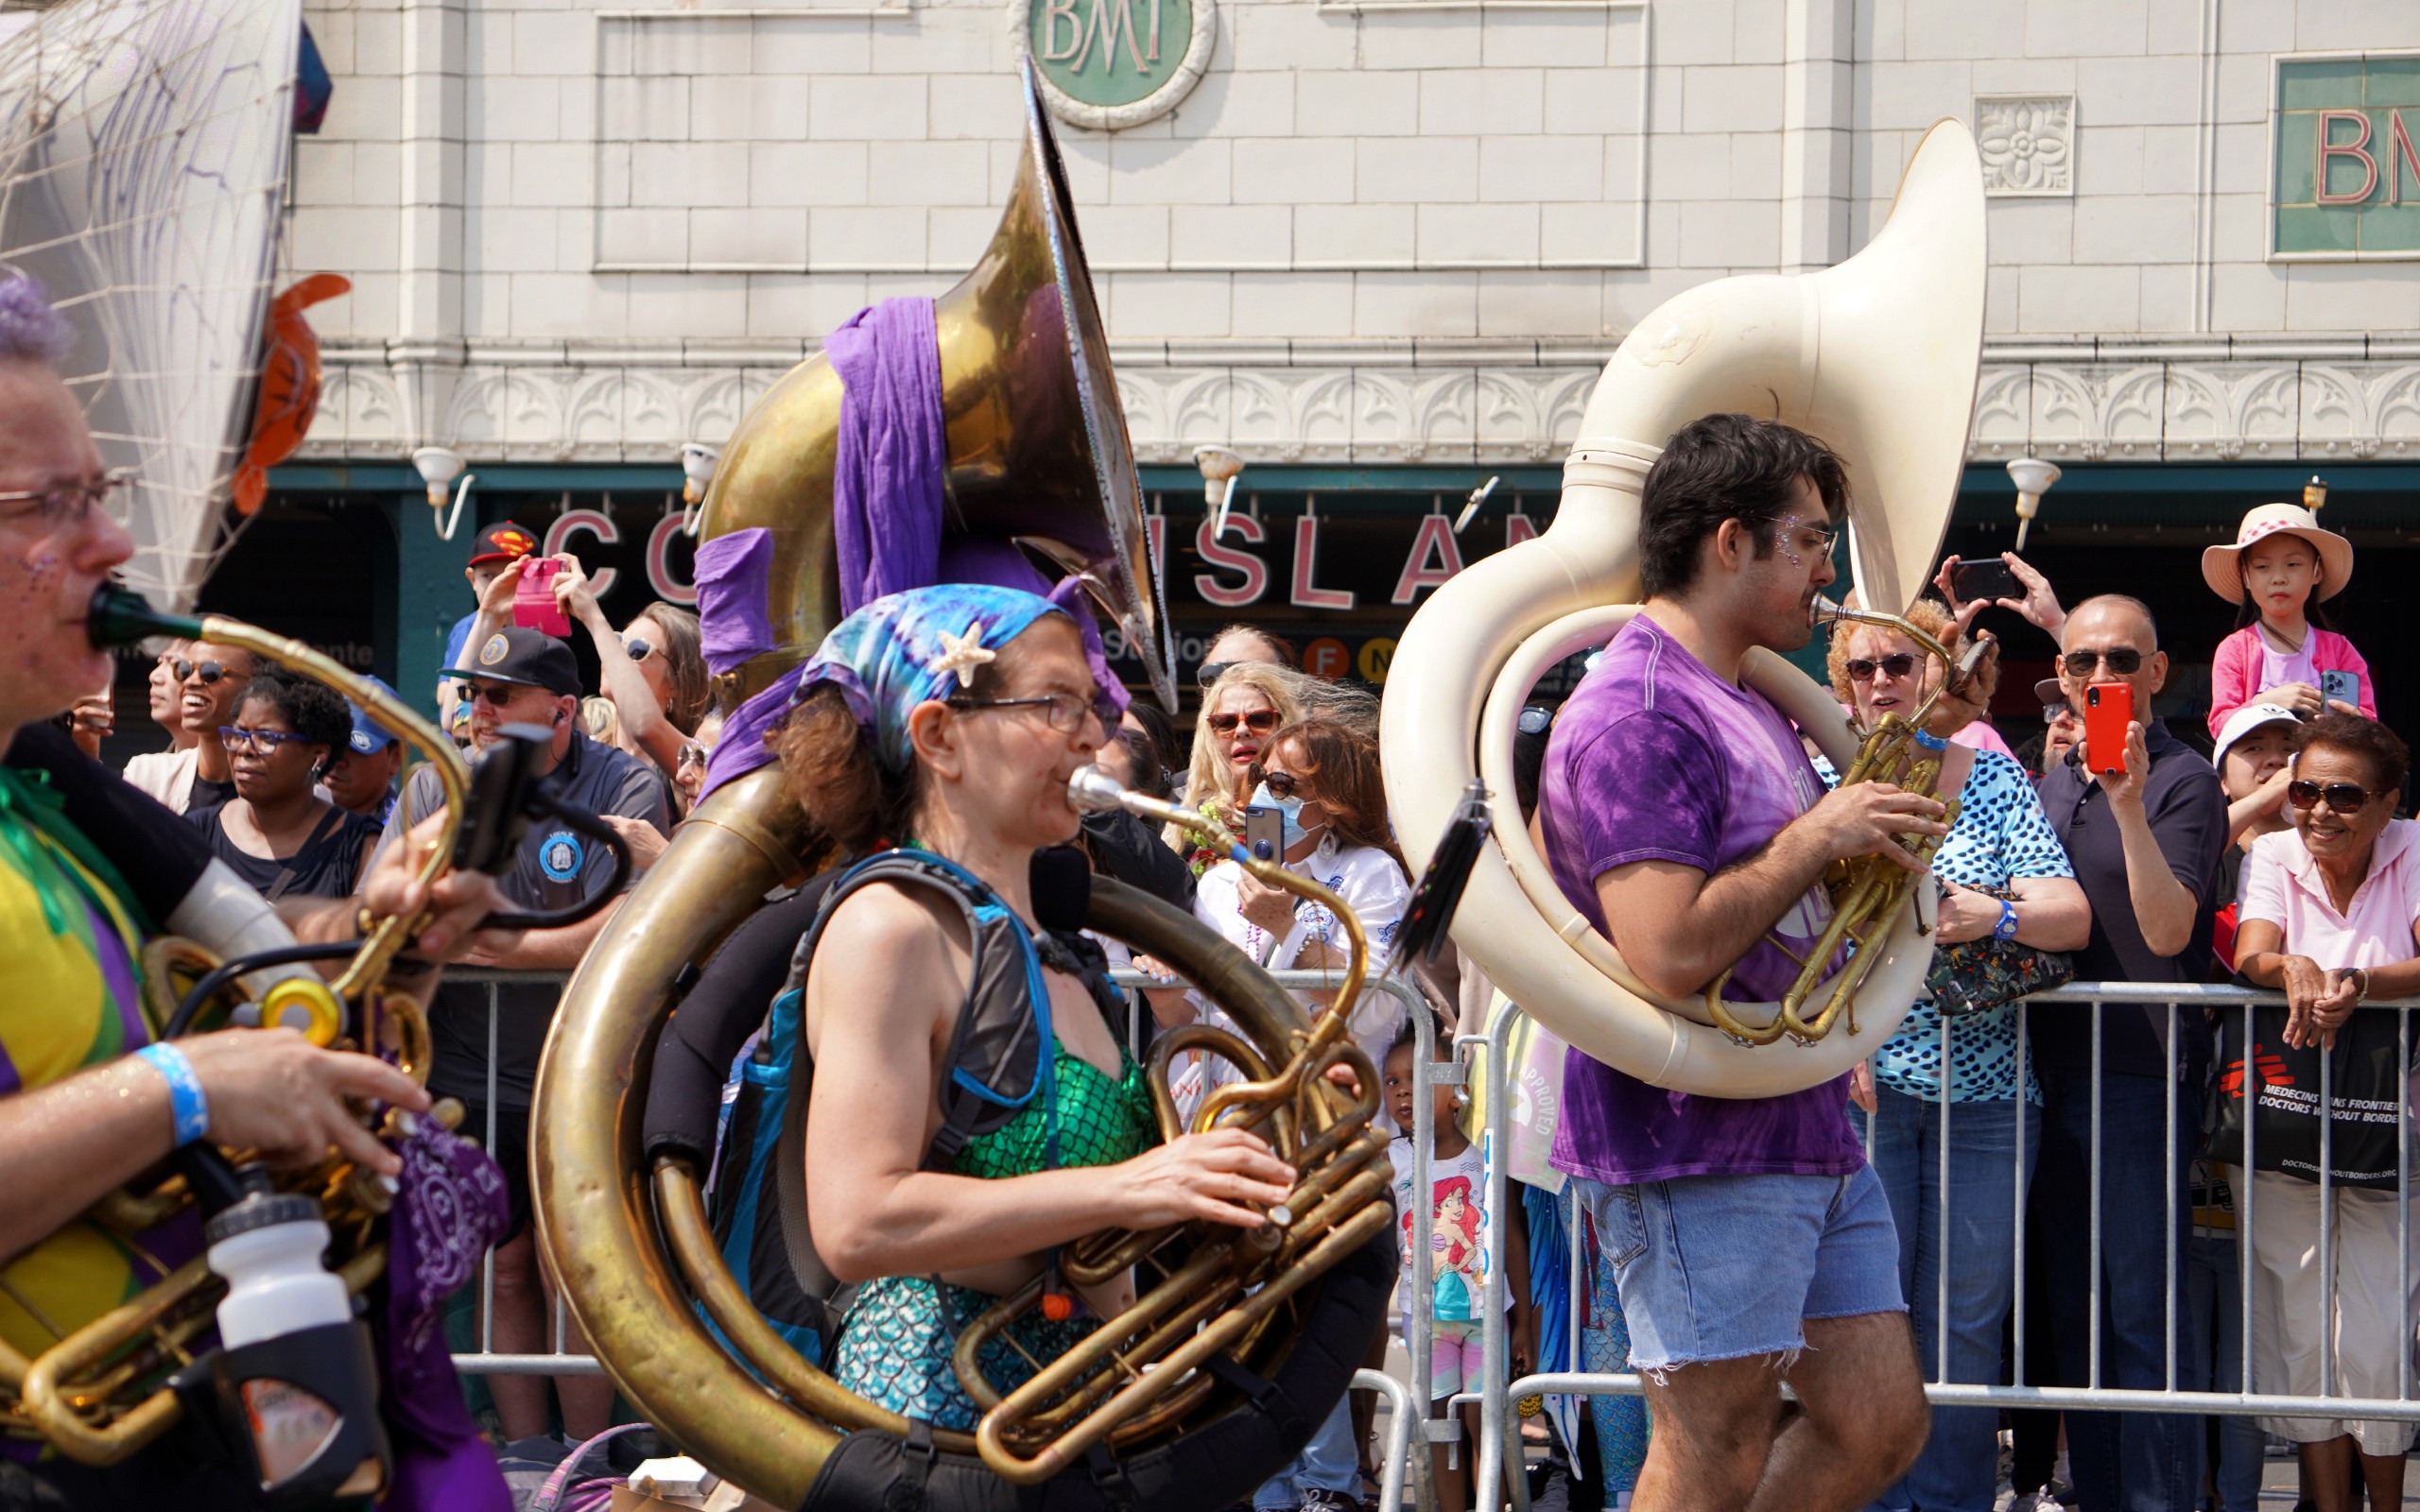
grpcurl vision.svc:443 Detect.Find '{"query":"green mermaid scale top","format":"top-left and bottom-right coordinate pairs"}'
top-left (951, 1038), bottom-right (1156, 1178)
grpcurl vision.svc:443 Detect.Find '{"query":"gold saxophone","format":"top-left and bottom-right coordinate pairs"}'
top-left (0, 587), bottom-right (469, 1467)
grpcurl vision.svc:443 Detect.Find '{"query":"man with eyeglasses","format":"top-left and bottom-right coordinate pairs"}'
top-left (2030, 593), bottom-right (2229, 1512)
top-left (1535, 414), bottom-right (1945, 1512)
top-left (373, 624), bottom-right (670, 1450)
top-left (0, 273), bottom-right (518, 1507)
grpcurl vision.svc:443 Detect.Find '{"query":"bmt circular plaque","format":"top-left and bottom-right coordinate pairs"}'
top-left (1009, 0), bottom-right (1216, 131)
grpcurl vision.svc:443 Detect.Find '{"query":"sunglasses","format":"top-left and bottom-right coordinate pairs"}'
top-left (2287, 780), bottom-right (2379, 813)
top-left (218, 726), bottom-right (311, 756)
top-left (1843, 654), bottom-right (1919, 682)
top-left (1252, 768), bottom-right (1302, 799)
top-left (1196, 661), bottom-right (1236, 689)
top-left (2060, 648), bottom-right (2145, 677)
top-left (677, 742), bottom-right (708, 768)
top-left (1517, 706), bottom-right (1553, 736)
top-left (176, 660), bottom-right (235, 685)
top-left (624, 638), bottom-right (654, 662)
top-left (465, 683), bottom-right (530, 709)
top-left (1206, 709), bottom-right (1281, 737)
top-left (944, 691), bottom-right (1113, 736)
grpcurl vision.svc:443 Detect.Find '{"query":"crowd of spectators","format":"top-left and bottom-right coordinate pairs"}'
top-left (92, 476), bottom-right (2420, 1512)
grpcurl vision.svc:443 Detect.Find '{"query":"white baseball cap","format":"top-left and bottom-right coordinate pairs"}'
top-left (2211, 702), bottom-right (2302, 769)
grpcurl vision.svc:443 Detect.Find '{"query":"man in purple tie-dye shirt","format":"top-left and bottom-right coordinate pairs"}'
top-left (1540, 414), bottom-right (1947, 1512)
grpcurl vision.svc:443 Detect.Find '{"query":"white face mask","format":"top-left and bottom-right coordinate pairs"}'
top-left (1249, 782), bottom-right (1325, 850)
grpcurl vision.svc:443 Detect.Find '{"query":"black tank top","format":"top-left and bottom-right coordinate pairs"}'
top-left (185, 802), bottom-right (382, 901)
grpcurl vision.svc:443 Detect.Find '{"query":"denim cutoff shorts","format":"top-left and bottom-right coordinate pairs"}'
top-left (1575, 1163), bottom-right (1904, 1373)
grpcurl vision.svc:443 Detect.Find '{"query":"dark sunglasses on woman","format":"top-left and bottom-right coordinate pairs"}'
top-left (2287, 780), bottom-right (2379, 813)
top-left (1843, 654), bottom-right (1918, 682)
top-left (624, 638), bottom-right (653, 662)
top-left (1196, 661), bottom-right (1235, 690)
top-left (1251, 768), bottom-right (1301, 799)
top-left (1206, 709), bottom-right (1280, 737)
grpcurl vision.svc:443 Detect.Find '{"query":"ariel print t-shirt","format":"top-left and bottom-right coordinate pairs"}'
top-left (1387, 1139), bottom-right (1506, 1322)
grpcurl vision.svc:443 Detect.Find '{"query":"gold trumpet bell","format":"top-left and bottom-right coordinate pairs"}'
top-left (697, 57), bottom-right (1173, 712)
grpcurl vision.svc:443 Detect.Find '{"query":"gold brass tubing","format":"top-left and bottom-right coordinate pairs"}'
top-left (653, 1162), bottom-right (982, 1453)
top-left (1143, 1023), bottom-right (1288, 1150)
top-left (977, 1193), bottom-right (1393, 1484)
top-left (20, 1256), bottom-right (220, 1464)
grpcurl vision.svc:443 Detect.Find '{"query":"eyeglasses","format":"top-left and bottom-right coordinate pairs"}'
top-left (176, 660), bottom-right (234, 685)
top-left (1763, 518), bottom-right (1840, 557)
top-left (944, 692), bottom-right (1112, 736)
top-left (2060, 648), bottom-right (2145, 678)
top-left (676, 742), bottom-right (708, 769)
top-left (1196, 661), bottom-right (1236, 690)
top-left (2288, 780), bottom-right (2380, 813)
top-left (1517, 707), bottom-right (1553, 736)
top-left (0, 468), bottom-right (133, 533)
top-left (1843, 654), bottom-right (1919, 682)
top-left (1253, 769), bottom-right (1301, 799)
top-left (217, 726), bottom-right (311, 756)
top-left (1206, 709), bottom-right (1281, 737)
top-left (624, 638), bottom-right (653, 662)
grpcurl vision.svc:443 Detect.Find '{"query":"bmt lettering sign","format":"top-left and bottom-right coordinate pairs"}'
top-left (2273, 52), bottom-right (2420, 260)
top-left (1010, 0), bottom-right (1215, 131)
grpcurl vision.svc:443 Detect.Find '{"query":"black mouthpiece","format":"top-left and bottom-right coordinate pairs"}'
top-left (88, 584), bottom-right (200, 649)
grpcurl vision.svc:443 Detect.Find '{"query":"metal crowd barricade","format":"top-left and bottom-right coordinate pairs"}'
top-left (438, 967), bottom-right (1429, 1505)
top-left (1472, 987), bottom-right (2420, 1512)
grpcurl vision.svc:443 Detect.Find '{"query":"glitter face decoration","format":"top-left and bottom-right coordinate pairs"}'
top-left (1767, 513), bottom-right (1837, 570)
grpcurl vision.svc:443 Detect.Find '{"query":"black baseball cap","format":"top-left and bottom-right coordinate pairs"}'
top-left (462, 627), bottom-right (579, 696)
top-left (468, 521), bottom-right (539, 568)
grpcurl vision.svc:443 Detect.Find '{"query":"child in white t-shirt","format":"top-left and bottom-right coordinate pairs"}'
top-left (1384, 1022), bottom-right (1531, 1512)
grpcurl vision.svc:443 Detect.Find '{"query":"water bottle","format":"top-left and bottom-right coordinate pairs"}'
top-left (205, 1192), bottom-right (347, 1349)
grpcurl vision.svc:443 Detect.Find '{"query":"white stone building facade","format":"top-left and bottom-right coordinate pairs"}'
top-left (288, 0), bottom-right (2420, 471)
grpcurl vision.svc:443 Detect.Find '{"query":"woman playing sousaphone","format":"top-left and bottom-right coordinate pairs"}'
top-left (774, 584), bottom-right (1298, 1431)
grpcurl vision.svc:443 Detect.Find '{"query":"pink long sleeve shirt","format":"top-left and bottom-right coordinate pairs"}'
top-left (2205, 624), bottom-right (2376, 739)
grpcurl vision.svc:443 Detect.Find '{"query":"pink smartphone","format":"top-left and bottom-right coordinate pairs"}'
top-left (512, 558), bottom-right (570, 637)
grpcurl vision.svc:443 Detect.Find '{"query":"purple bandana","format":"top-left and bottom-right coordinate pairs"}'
top-left (379, 1112), bottom-right (512, 1512)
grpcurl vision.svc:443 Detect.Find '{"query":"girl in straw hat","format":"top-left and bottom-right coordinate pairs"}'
top-left (2204, 501), bottom-right (2374, 740)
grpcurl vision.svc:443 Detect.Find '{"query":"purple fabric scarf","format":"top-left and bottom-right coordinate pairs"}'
top-left (379, 1113), bottom-right (512, 1512)
top-left (828, 298), bottom-right (947, 614)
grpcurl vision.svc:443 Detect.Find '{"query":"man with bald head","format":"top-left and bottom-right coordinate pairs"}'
top-left (2031, 593), bottom-right (2228, 1511)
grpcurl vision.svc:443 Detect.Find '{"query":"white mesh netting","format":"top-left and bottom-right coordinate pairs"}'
top-left (0, 0), bottom-right (297, 610)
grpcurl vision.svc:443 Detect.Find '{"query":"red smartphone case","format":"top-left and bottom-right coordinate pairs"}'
top-left (2083, 682), bottom-right (2133, 775)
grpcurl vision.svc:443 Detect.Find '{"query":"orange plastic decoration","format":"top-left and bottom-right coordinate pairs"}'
top-left (232, 272), bottom-right (352, 515)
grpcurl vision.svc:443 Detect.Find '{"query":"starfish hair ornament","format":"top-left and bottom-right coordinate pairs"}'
top-left (931, 620), bottom-right (999, 684)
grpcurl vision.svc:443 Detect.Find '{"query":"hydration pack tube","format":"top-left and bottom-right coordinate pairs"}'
top-left (794, 1224), bottom-right (1394, 1512)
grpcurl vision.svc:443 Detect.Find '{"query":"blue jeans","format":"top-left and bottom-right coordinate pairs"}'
top-left (1251, 1394), bottom-right (1357, 1509)
top-left (1864, 1088), bottom-right (2038, 1512)
top-left (2029, 1064), bottom-right (2201, 1512)
top-left (2183, 1231), bottom-right (2263, 1512)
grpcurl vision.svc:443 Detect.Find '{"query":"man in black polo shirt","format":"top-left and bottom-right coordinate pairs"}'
top-left (374, 626), bottom-right (669, 1447)
top-left (2031, 593), bottom-right (2228, 1512)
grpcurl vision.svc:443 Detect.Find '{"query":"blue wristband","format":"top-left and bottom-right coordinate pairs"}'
top-left (1910, 727), bottom-right (1950, 752)
top-left (135, 1043), bottom-right (210, 1146)
top-left (1995, 900), bottom-right (2020, 941)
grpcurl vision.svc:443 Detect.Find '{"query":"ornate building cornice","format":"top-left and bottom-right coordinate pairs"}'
top-left (298, 337), bottom-right (2420, 471)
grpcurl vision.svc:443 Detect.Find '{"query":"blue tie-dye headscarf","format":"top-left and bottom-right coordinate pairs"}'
top-left (791, 584), bottom-right (1116, 772)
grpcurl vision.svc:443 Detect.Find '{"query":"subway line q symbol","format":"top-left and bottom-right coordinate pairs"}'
top-left (1011, 0), bottom-right (1216, 131)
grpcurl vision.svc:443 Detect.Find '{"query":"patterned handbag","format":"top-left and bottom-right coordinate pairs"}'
top-left (1923, 886), bottom-right (2073, 1018)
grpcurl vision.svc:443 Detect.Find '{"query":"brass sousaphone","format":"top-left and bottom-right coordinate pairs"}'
top-left (1378, 120), bottom-right (1989, 1099)
top-left (534, 60), bottom-right (1383, 1508)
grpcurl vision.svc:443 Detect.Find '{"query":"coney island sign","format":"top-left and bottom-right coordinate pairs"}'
top-left (1009, 0), bottom-right (1215, 130)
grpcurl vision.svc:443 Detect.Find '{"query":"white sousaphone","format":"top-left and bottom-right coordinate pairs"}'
top-left (1378, 120), bottom-right (1987, 1099)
